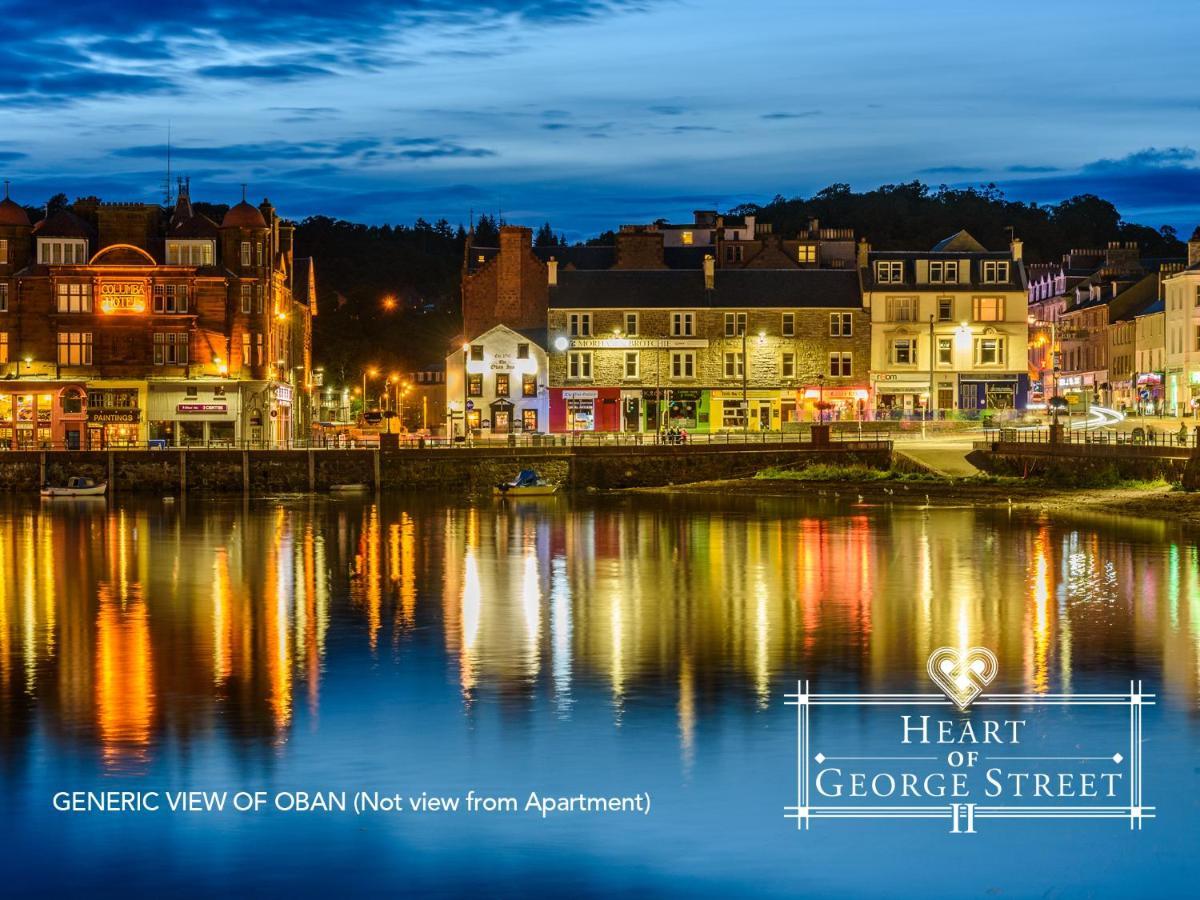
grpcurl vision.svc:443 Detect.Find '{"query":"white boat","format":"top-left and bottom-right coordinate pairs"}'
top-left (493, 470), bottom-right (560, 497)
top-left (41, 477), bottom-right (107, 498)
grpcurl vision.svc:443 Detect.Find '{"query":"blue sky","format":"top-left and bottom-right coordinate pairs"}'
top-left (2, 0), bottom-right (1198, 239)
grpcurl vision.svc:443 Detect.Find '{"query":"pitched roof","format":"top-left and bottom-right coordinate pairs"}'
top-left (32, 209), bottom-right (93, 240)
top-left (550, 268), bottom-right (861, 309)
top-left (931, 230), bottom-right (987, 253)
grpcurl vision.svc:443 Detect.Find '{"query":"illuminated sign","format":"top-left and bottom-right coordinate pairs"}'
top-left (99, 281), bottom-right (147, 313)
top-left (177, 403), bottom-right (228, 414)
top-left (88, 411), bottom-right (139, 423)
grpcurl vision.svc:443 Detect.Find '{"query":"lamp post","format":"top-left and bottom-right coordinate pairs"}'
top-left (928, 313), bottom-right (935, 423)
top-left (741, 323), bottom-right (748, 435)
top-left (361, 367), bottom-right (378, 418)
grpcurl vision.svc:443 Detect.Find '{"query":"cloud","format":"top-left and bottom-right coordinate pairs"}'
top-left (1006, 164), bottom-right (1059, 173)
top-left (649, 104), bottom-right (687, 116)
top-left (918, 165), bottom-right (985, 175)
top-left (761, 110), bottom-right (821, 120)
top-left (196, 63), bottom-right (337, 81)
top-left (0, 151), bottom-right (26, 161)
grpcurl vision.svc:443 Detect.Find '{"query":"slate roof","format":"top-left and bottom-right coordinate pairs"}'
top-left (550, 268), bottom-right (861, 309)
top-left (863, 252), bottom-right (1026, 291)
top-left (930, 230), bottom-right (988, 253)
top-left (32, 209), bottom-right (94, 240)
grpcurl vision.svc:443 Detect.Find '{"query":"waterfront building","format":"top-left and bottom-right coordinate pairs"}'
top-left (402, 365), bottom-right (446, 433)
top-left (1162, 229), bottom-right (1200, 416)
top-left (545, 251), bottom-right (868, 433)
top-left (1103, 272), bottom-right (1170, 411)
top-left (1134, 299), bottom-right (1166, 413)
top-left (863, 231), bottom-right (1029, 413)
top-left (446, 323), bottom-right (548, 437)
top-left (0, 182), bottom-right (315, 448)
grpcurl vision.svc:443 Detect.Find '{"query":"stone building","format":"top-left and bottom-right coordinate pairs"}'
top-left (546, 256), bottom-right (868, 432)
top-left (863, 230), bottom-right (1029, 413)
top-left (1162, 228), bottom-right (1200, 417)
top-left (0, 182), bottom-right (314, 448)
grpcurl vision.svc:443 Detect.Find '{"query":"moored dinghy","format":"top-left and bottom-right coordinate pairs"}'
top-left (493, 469), bottom-right (559, 497)
top-left (41, 476), bottom-right (108, 498)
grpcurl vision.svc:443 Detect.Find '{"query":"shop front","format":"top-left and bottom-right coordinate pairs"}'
top-left (711, 390), bottom-right (779, 432)
top-left (958, 375), bottom-right (1029, 411)
top-left (0, 382), bottom-right (89, 450)
top-left (641, 389), bottom-right (709, 434)
top-left (147, 380), bottom-right (241, 447)
top-left (85, 382), bottom-right (146, 448)
top-left (1134, 373), bottom-right (1164, 414)
top-left (549, 388), bottom-right (622, 432)
top-left (872, 374), bottom-right (931, 416)
top-left (798, 385), bottom-right (870, 422)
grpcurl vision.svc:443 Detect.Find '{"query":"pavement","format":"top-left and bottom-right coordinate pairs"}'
top-left (894, 437), bottom-right (983, 477)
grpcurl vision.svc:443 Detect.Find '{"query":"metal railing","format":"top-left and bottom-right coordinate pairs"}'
top-left (983, 426), bottom-right (1200, 450)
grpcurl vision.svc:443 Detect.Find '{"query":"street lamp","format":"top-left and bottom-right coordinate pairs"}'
top-left (362, 367), bottom-right (378, 416)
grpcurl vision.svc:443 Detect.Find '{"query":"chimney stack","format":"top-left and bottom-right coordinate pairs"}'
top-left (1010, 237), bottom-right (1023, 262)
top-left (547, 257), bottom-right (558, 287)
top-left (703, 254), bottom-right (715, 290)
top-left (1188, 226), bottom-right (1200, 268)
top-left (857, 237), bottom-right (871, 270)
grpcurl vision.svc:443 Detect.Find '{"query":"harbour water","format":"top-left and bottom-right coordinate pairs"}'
top-left (0, 493), bottom-right (1196, 897)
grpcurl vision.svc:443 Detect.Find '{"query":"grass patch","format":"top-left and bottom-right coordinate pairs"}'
top-left (756, 464), bottom-right (894, 482)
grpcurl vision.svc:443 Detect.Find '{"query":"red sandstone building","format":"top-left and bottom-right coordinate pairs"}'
top-left (0, 182), bottom-right (315, 448)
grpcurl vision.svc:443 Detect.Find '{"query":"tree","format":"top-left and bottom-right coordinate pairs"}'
top-left (534, 222), bottom-right (558, 247)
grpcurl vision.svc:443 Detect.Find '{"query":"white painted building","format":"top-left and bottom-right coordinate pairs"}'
top-left (1162, 229), bottom-right (1200, 417)
top-left (445, 323), bottom-right (549, 437)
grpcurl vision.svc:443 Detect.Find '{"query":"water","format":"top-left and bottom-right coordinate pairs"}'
top-left (0, 492), bottom-right (1197, 897)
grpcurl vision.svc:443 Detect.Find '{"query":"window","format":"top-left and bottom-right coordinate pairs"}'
top-left (887, 297), bottom-right (917, 322)
top-left (972, 297), bottom-right (1005, 321)
top-left (240, 242), bottom-right (251, 267)
top-left (829, 352), bottom-right (852, 377)
top-left (255, 284), bottom-right (263, 313)
top-left (672, 312), bottom-right (695, 336)
top-left (153, 284), bottom-right (189, 314)
top-left (470, 344), bottom-right (484, 362)
top-left (1195, 323), bottom-right (1200, 352)
top-left (516, 343), bottom-right (529, 360)
top-left (830, 312), bottom-right (853, 336)
top-left (624, 351), bottom-right (639, 379)
top-left (876, 261), bottom-right (903, 283)
top-left (38, 239), bottom-right (87, 265)
top-left (982, 261), bottom-right (1010, 283)
top-left (974, 337), bottom-right (1006, 366)
top-left (797, 244), bottom-right (816, 264)
top-left (567, 351), bottom-right (592, 380)
top-left (891, 338), bottom-right (915, 365)
top-left (61, 387), bottom-right (84, 414)
top-left (240, 283), bottom-right (252, 313)
top-left (569, 312), bottom-right (592, 337)
top-left (1194, 285), bottom-right (1200, 307)
top-left (782, 313), bottom-right (795, 337)
top-left (256, 242), bottom-right (264, 267)
top-left (467, 373), bottom-right (483, 396)
top-left (522, 374), bottom-right (537, 397)
top-left (0, 282), bottom-right (7, 312)
top-left (937, 297), bottom-right (953, 321)
top-left (725, 312), bottom-right (746, 337)
top-left (724, 352), bottom-right (744, 378)
top-left (671, 351), bottom-right (695, 378)
top-left (725, 245), bottom-right (743, 263)
top-left (681, 231), bottom-right (694, 245)
top-left (937, 337), bottom-right (952, 366)
top-left (0, 331), bottom-right (6, 364)
top-left (624, 312), bottom-right (639, 336)
top-left (0, 239), bottom-right (6, 264)
top-left (56, 331), bottom-right (92, 366)
top-left (255, 332), bottom-right (264, 366)
top-left (55, 282), bottom-right (92, 313)
top-left (166, 241), bottom-right (214, 266)
top-left (929, 260), bottom-right (959, 283)
top-left (495, 373), bottom-right (510, 397)
top-left (153, 332), bottom-right (189, 365)
top-left (241, 332), bottom-right (251, 368)
top-left (781, 352), bottom-right (795, 379)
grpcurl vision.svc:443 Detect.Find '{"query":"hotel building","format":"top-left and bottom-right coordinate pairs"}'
top-left (0, 182), bottom-right (314, 448)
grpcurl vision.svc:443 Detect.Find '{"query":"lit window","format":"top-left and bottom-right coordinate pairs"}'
top-left (166, 241), bottom-right (214, 266)
top-left (56, 331), bottom-right (92, 366)
top-left (797, 244), bottom-right (816, 264)
top-left (0, 330), bottom-right (6, 364)
top-left (522, 374), bottom-right (537, 397)
top-left (495, 373), bottom-right (510, 397)
top-left (38, 239), bottom-right (88, 265)
top-left (0, 239), bottom-right (7, 264)
top-left (681, 231), bottom-right (694, 245)
top-left (973, 297), bottom-right (1005, 321)
top-left (467, 373), bottom-right (483, 396)
top-left (55, 282), bottom-right (92, 313)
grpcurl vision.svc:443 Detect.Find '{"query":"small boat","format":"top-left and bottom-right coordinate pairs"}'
top-left (329, 483), bottom-right (370, 493)
top-left (493, 469), bottom-right (559, 497)
top-left (41, 476), bottom-right (107, 498)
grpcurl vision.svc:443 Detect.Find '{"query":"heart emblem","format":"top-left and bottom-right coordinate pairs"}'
top-left (927, 647), bottom-right (998, 710)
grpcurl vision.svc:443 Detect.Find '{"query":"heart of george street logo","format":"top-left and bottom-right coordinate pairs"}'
top-left (926, 646), bottom-right (998, 710)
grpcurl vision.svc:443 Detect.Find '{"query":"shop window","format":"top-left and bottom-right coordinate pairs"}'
top-left (467, 374), bottom-right (483, 397)
top-left (522, 409), bottom-right (538, 433)
top-left (522, 374), bottom-right (537, 397)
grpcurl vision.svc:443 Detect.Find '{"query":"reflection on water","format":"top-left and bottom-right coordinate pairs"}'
top-left (2, 494), bottom-right (1198, 768)
top-left (0, 493), bottom-right (1198, 895)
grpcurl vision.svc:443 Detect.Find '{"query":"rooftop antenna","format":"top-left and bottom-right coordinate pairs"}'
top-left (163, 122), bottom-right (173, 206)
top-left (241, 183), bottom-right (248, 203)
top-left (3, 180), bottom-right (9, 200)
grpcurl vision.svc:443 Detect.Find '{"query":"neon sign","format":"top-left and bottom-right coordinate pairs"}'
top-left (99, 281), bottom-right (146, 313)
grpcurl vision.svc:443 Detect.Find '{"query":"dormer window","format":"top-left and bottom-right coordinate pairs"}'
top-left (166, 240), bottom-right (214, 266)
top-left (982, 261), bottom-right (1010, 283)
top-left (929, 260), bottom-right (959, 283)
top-left (38, 239), bottom-right (88, 265)
top-left (876, 261), bottom-right (903, 283)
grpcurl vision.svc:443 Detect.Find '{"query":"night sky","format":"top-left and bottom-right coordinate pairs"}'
top-left (2, 0), bottom-right (1198, 238)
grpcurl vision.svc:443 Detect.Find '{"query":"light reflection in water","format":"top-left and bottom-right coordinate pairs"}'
top-left (0, 495), bottom-right (1198, 771)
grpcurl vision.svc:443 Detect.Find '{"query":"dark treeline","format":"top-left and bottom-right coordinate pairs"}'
top-left (731, 182), bottom-right (1186, 262)
top-left (18, 183), bottom-right (1188, 383)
